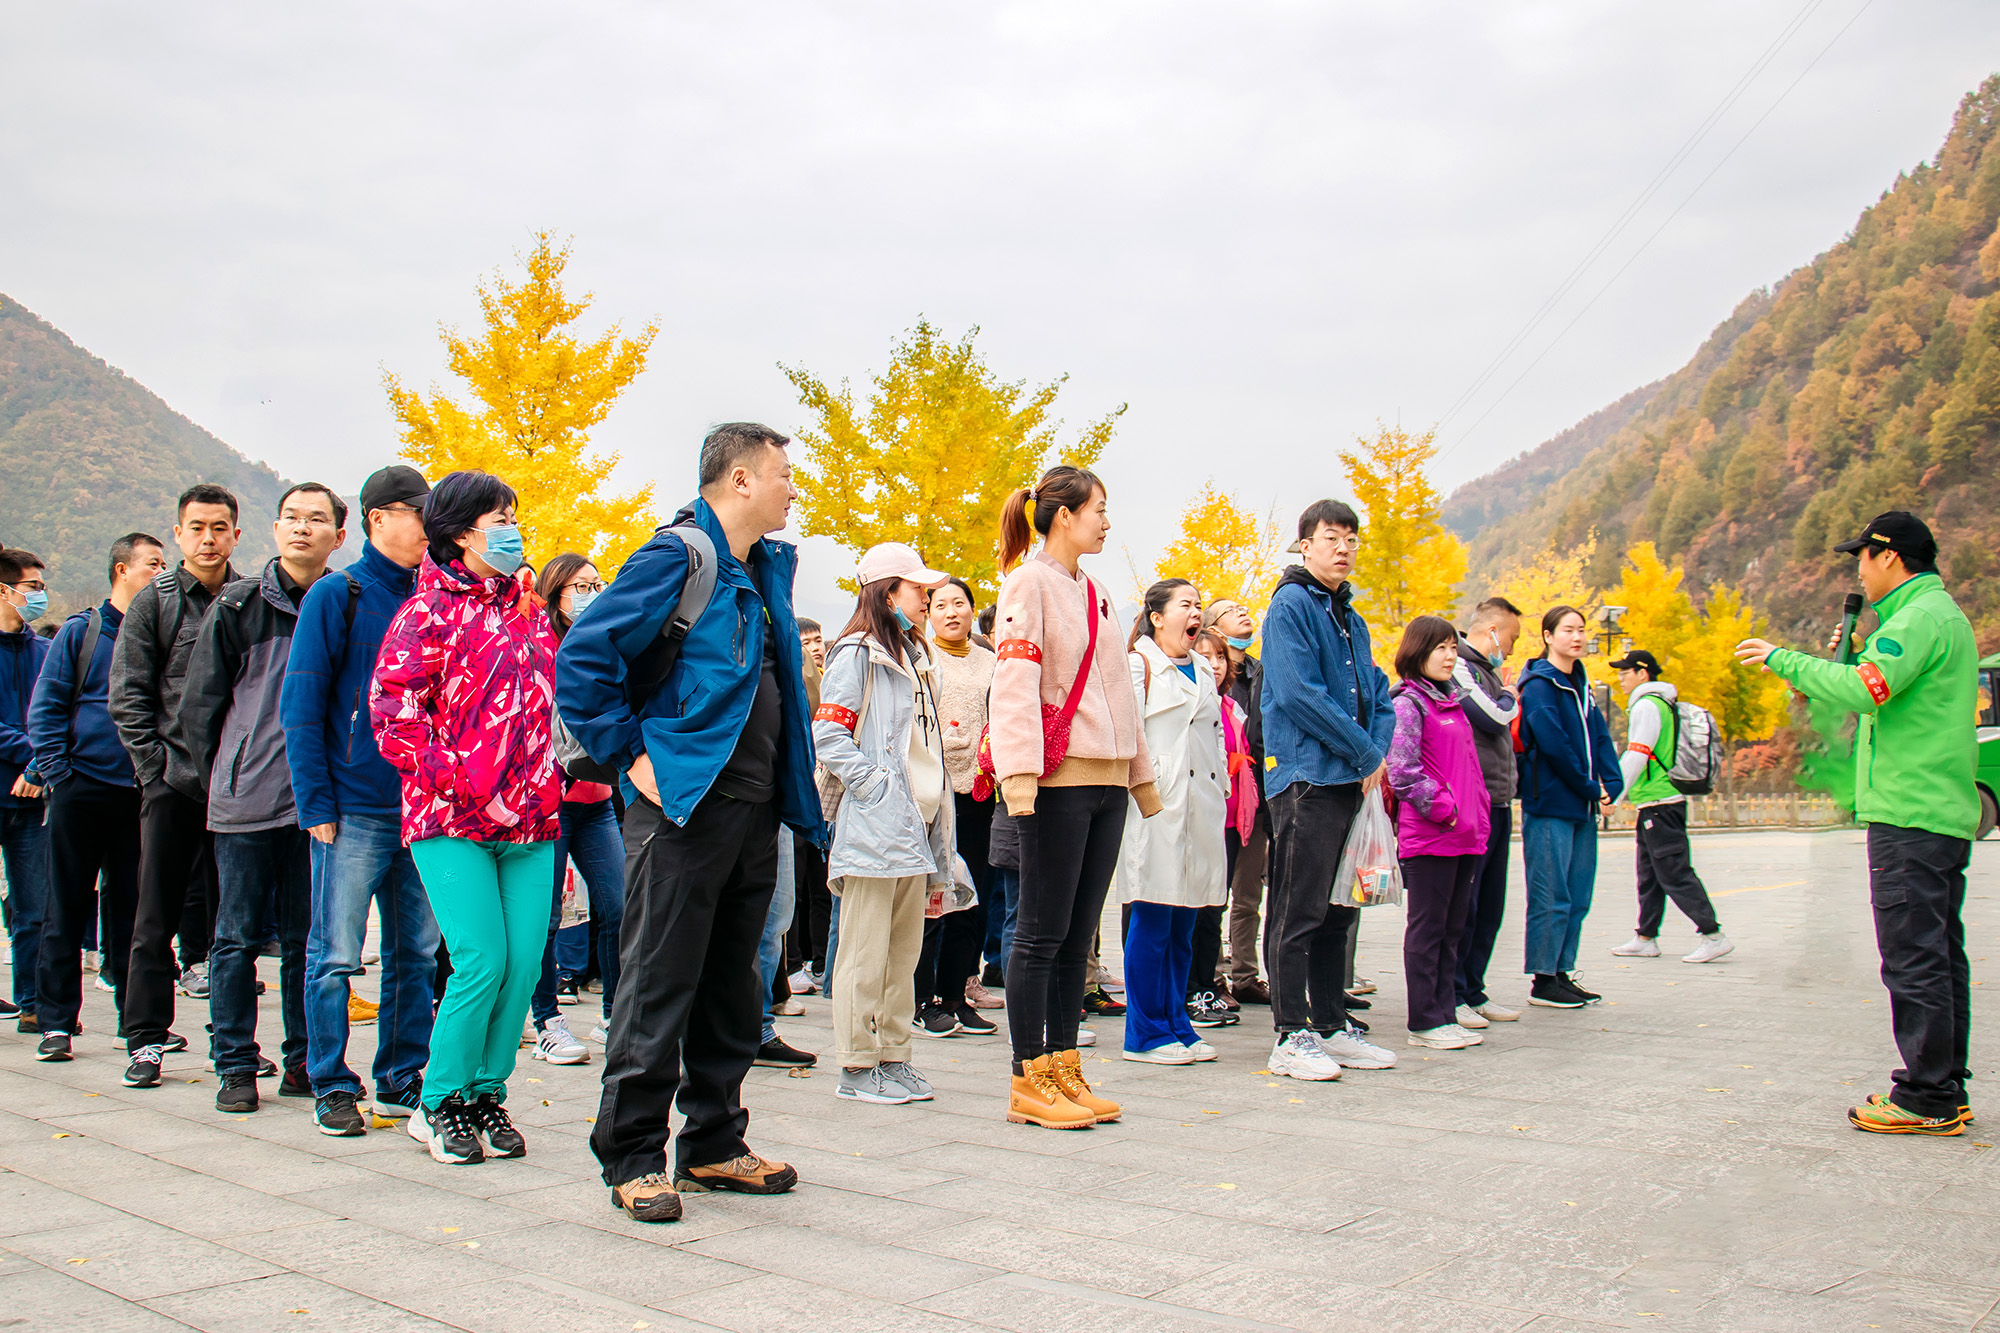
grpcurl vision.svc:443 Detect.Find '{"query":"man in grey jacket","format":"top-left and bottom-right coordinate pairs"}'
top-left (1452, 597), bottom-right (1524, 1028)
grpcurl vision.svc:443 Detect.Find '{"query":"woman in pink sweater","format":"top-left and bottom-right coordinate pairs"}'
top-left (988, 465), bottom-right (1161, 1129)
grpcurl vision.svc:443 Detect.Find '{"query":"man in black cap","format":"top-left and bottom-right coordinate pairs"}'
top-left (1607, 649), bottom-right (1731, 965)
top-left (278, 465), bottom-right (441, 1134)
top-left (1738, 510), bottom-right (1978, 1136)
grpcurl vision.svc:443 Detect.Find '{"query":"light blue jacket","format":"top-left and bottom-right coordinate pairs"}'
top-left (811, 632), bottom-right (954, 889)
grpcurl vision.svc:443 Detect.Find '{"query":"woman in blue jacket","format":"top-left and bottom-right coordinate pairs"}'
top-left (1517, 605), bottom-right (1623, 1009)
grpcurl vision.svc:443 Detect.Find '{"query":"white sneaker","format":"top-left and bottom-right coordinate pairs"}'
top-left (361, 949), bottom-right (380, 965)
top-left (1123, 1041), bottom-right (1195, 1065)
top-left (1185, 1039), bottom-right (1218, 1061)
top-left (94, 975), bottom-right (116, 993)
top-left (532, 1017), bottom-right (589, 1064)
top-left (1443, 1022), bottom-right (1483, 1046)
top-left (772, 998), bottom-right (806, 1016)
top-left (1455, 1004), bottom-right (1490, 1030)
top-left (1682, 931), bottom-right (1734, 964)
top-left (1474, 1000), bottom-right (1521, 1022)
top-left (82, 950), bottom-right (102, 974)
top-left (789, 967), bottom-right (818, 995)
top-left (588, 1024), bottom-right (608, 1045)
top-left (1408, 1025), bottom-right (1471, 1050)
top-left (1320, 1025), bottom-right (1397, 1068)
top-left (1611, 934), bottom-right (1660, 958)
top-left (1076, 1024), bottom-right (1096, 1048)
top-left (1268, 1030), bottom-right (1342, 1081)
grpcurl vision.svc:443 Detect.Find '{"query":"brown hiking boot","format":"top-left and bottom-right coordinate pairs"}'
top-left (1230, 977), bottom-right (1271, 1005)
top-left (674, 1152), bottom-right (798, 1194)
top-left (611, 1172), bottom-right (683, 1222)
top-left (1051, 1049), bottom-right (1120, 1122)
top-left (1007, 1054), bottom-right (1097, 1129)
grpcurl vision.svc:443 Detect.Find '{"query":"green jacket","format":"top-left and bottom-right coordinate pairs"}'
top-left (1767, 573), bottom-right (1979, 840)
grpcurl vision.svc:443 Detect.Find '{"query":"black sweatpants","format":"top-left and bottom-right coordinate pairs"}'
top-left (1009, 784), bottom-right (1127, 1064)
top-left (592, 792), bottom-right (778, 1186)
top-left (1634, 803), bottom-right (1719, 937)
top-left (1455, 801), bottom-right (1511, 1008)
top-left (1264, 780), bottom-right (1362, 1036)
top-left (1867, 823), bottom-right (1972, 1119)
top-left (124, 779), bottom-right (216, 1051)
top-left (37, 777), bottom-right (141, 1035)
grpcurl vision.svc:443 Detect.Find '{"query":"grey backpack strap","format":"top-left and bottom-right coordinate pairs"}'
top-left (626, 522), bottom-right (718, 704)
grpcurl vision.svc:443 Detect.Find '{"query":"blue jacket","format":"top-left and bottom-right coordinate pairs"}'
top-left (28, 602), bottom-right (130, 790)
top-left (1516, 657), bottom-right (1624, 821)
top-left (0, 625), bottom-right (52, 806)
top-left (279, 542), bottom-right (417, 828)
top-left (555, 498), bottom-right (827, 843)
top-left (1258, 567), bottom-right (1395, 793)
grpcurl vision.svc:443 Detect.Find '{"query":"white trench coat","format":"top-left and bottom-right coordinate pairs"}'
top-left (1116, 633), bottom-right (1228, 908)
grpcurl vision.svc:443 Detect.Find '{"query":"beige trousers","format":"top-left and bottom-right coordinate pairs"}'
top-left (831, 874), bottom-right (928, 1068)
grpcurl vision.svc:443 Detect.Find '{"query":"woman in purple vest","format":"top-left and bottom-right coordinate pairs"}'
top-left (1386, 616), bottom-right (1493, 1052)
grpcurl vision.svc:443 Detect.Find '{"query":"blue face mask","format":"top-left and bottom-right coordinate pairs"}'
top-left (569, 588), bottom-right (599, 618)
top-left (1225, 634), bottom-right (1253, 651)
top-left (474, 524), bottom-right (525, 577)
top-left (893, 606), bottom-right (916, 631)
top-left (18, 590), bottom-right (47, 623)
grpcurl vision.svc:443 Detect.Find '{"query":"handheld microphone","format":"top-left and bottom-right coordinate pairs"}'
top-left (1834, 593), bottom-right (1864, 664)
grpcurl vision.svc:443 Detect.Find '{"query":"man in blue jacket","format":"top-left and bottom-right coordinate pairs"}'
top-left (28, 534), bottom-right (168, 1048)
top-left (1258, 500), bottom-right (1400, 1082)
top-left (557, 423), bottom-right (826, 1223)
top-left (279, 465), bottom-right (439, 1136)
top-left (0, 547), bottom-right (53, 1027)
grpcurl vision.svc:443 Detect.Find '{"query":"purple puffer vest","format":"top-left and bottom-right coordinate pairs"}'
top-left (1387, 678), bottom-right (1491, 858)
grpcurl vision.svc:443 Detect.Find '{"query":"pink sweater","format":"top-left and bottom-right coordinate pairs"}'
top-left (990, 552), bottom-right (1159, 817)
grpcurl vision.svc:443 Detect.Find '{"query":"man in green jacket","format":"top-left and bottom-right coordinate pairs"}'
top-left (1737, 511), bottom-right (1978, 1137)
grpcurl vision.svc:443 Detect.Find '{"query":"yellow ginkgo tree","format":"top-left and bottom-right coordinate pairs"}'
top-left (1339, 422), bottom-right (1467, 666)
top-left (1152, 483), bottom-right (1283, 621)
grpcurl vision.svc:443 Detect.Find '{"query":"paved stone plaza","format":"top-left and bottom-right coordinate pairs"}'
top-left (2, 828), bottom-right (1996, 1332)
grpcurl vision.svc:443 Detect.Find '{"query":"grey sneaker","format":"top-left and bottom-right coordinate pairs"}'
top-left (178, 962), bottom-right (209, 998)
top-left (879, 1061), bottom-right (934, 1101)
top-left (835, 1066), bottom-right (912, 1104)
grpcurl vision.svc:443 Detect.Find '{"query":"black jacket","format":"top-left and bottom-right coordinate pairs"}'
top-left (1227, 654), bottom-right (1266, 800)
top-left (108, 563), bottom-right (236, 787)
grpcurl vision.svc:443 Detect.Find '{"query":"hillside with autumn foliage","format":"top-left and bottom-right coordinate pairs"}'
top-left (1450, 75), bottom-right (2000, 652)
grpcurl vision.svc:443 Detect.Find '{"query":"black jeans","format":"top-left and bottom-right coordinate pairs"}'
top-left (37, 777), bottom-right (141, 1035)
top-left (789, 833), bottom-right (832, 972)
top-left (592, 792), bottom-right (778, 1186)
top-left (1867, 823), bottom-right (1971, 1119)
top-left (125, 779), bottom-right (217, 1051)
top-left (1264, 780), bottom-right (1362, 1035)
top-left (1455, 801), bottom-right (1511, 1008)
top-left (1634, 803), bottom-right (1719, 937)
top-left (1009, 784), bottom-right (1127, 1064)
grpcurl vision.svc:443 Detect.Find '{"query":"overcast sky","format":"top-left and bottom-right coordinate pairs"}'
top-left (6, 2), bottom-right (1996, 622)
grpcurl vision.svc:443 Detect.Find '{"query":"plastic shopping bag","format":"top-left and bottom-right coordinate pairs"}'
top-left (558, 857), bottom-right (591, 928)
top-left (925, 854), bottom-right (980, 919)
top-left (1333, 787), bottom-right (1404, 907)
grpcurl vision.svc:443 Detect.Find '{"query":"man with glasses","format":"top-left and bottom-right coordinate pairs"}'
top-left (281, 465), bottom-right (440, 1133)
top-left (0, 548), bottom-right (52, 1030)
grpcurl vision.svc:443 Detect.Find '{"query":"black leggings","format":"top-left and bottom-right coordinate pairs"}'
top-left (1008, 784), bottom-right (1128, 1063)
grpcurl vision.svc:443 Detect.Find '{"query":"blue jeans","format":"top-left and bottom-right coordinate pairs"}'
top-left (531, 800), bottom-right (626, 1027)
top-left (1123, 901), bottom-right (1201, 1051)
top-left (1, 805), bottom-right (50, 1008)
top-left (758, 831), bottom-right (797, 1046)
top-left (305, 811), bottom-right (439, 1098)
top-left (1522, 813), bottom-right (1597, 977)
top-left (211, 828), bottom-right (310, 1076)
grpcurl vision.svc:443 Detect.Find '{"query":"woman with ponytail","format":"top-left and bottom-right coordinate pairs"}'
top-left (988, 467), bottom-right (1161, 1128)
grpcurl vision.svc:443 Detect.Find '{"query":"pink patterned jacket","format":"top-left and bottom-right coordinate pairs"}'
top-left (370, 554), bottom-right (562, 847)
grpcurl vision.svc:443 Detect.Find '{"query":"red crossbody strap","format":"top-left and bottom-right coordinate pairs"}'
top-left (1057, 576), bottom-right (1099, 727)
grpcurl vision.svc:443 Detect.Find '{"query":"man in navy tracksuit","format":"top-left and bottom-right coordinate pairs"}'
top-left (28, 534), bottom-right (169, 1046)
top-left (0, 546), bottom-right (53, 1028)
top-left (280, 466), bottom-right (440, 1136)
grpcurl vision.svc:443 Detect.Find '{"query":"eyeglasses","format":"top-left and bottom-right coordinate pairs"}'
top-left (1304, 533), bottom-right (1361, 553)
top-left (566, 580), bottom-right (606, 596)
top-left (375, 503), bottom-right (424, 517)
top-left (6, 579), bottom-right (47, 594)
top-left (280, 513), bottom-right (338, 528)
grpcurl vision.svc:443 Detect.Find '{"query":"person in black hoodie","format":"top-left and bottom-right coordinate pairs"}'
top-left (0, 547), bottom-right (53, 1029)
top-left (1205, 599), bottom-right (1270, 1005)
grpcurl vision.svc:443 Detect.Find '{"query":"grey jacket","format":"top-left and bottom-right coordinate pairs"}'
top-left (108, 563), bottom-right (236, 787)
top-left (811, 632), bottom-right (954, 890)
top-left (1453, 630), bottom-right (1520, 804)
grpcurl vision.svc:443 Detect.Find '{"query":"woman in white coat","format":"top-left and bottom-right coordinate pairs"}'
top-left (1118, 579), bottom-right (1229, 1064)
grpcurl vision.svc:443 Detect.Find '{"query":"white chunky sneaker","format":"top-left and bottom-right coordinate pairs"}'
top-left (532, 1016), bottom-right (589, 1065)
top-left (1455, 1004), bottom-right (1491, 1030)
top-left (1269, 1030), bottom-right (1342, 1081)
top-left (1320, 1025), bottom-right (1397, 1069)
top-left (1682, 931), bottom-right (1735, 964)
top-left (1122, 1041), bottom-right (1195, 1065)
top-left (1611, 934), bottom-right (1661, 958)
top-left (1185, 1039), bottom-right (1218, 1061)
top-left (1408, 1025), bottom-right (1471, 1050)
top-left (1443, 1022), bottom-right (1483, 1046)
top-left (1075, 1024), bottom-right (1096, 1048)
top-left (1474, 1000), bottom-right (1521, 1022)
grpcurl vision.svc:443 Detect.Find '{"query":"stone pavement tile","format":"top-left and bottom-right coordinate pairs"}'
top-left (1069, 1135), bottom-right (1351, 1195)
top-left (459, 1218), bottom-right (761, 1307)
top-left (283, 1173), bottom-right (550, 1243)
top-left (680, 1177), bottom-right (977, 1245)
top-left (0, 1105), bottom-right (64, 1145)
top-left (0, 1121), bottom-right (189, 1187)
top-left (747, 1105), bottom-right (968, 1160)
top-left (1119, 1210), bottom-right (1474, 1287)
top-left (897, 1174), bottom-right (1188, 1240)
top-left (1927, 1181), bottom-right (2000, 1217)
top-left (1675, 1281), bottom-right (1914, 1333)
top-left (484, 1179), bottom-right (765, 1242)
top-left (392, 1272), bottom-right (715, 1333)
top-left (918, 1273), bottom-right (1306, 1333)
top-left (742, 1139), bottom-right (969, 1196)
top-left (143, 1271), bottom-right (464, 1333)
top-left (1088, 1168), bottom-right (1378, 1233)
top-left (81, 1163), bottom-right (332, 1241)
top-left (1769, 1206), bottom-right (2000, 1286)
top-left (338, 1139), bottom-right (595, 1199)
top-left (1154, 1261), bottom-right (1534, 1332)
top-left (902, 1215), bottom-right (1225, 1299)
top-left (44, 1103), bottom-right (244, 1155)
top-left (660, 1271), bottom-right (992, 1332)
top-left (860, 1101), bottom-right (1117, 1158)
top-left (1818, 1272), bottom-right (2000, 1331)
top-left (8, 1217), bottom-right (283, 1301)
top-left (894, 1139), bottom-right (1148, 1193)
top-left (0, 1166), bottom-right (132, 1236)
top-left (0, 1258), bottom-right (191, 1333)
top-left (220, 1217), bottom-right (503, 1302)
top-left (1397, 1256), bottom-right (1634, 1325)
top-left (154, 1133), bottom-right (386, 1195)
top-left (683, 1221), bottom-right (995, 1303)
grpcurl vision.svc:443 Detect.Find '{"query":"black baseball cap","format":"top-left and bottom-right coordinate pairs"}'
top-left (1832, 510), bottom-right (1936, 562)
top-left (1608, 649), bottom-right (1662, 676)
top-left (358, 465), bottom-right (430, 516)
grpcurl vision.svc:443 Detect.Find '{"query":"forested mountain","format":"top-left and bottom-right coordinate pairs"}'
top-left (1451, 75), bottom-right (2000, 651)
top-left (0, 296), bottom-right (286, 608)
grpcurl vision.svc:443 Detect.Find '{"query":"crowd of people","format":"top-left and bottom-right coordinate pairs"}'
top-left (0, 423), bottom-right (1983, 1227)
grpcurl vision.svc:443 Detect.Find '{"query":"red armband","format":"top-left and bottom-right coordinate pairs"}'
top-left (814, 704), bottom-right (859, 732)
top-left (996, 639), bottom-right (1042, 663)
top-left (1857, 662), bottom-right (1890, 704)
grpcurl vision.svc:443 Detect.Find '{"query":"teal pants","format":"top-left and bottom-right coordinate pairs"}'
top-left (409, 836), bottom-right (556, 1110)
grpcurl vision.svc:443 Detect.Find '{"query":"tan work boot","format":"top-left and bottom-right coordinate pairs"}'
top-left (674, 1152), bottom-right (798, 1194)
top-left (611, 1172), bottom-right (683, 1222)
top-left (1007, 1054), bottom-right (1097, 1129)
top-left (1051, 1049), bottom-right (1120, 1122)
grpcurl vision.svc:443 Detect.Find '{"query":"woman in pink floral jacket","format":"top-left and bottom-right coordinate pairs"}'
top-left (371, 470), bottom-right (561, 1166)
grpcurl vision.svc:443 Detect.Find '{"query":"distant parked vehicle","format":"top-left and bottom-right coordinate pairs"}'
top-left (1978, 653), bottom-right (1999, 840)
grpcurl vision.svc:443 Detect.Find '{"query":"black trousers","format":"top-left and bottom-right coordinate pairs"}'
top-left (37, 777), bottom-right (142, 1034)
top-left (1188, 906), bottom-right (1224, 1000)
top-left (1634, 803), bottom-right (1719, 937)
top-left (788, 834), bottom-right (832, 972)
top-left (1455, 801), bottom-right (1511, 1008)
top-left (1402, 854), bottom-right (1480, 1031)
top-left (124, 779), bottom-right (217, 1050)
top-left (1264, 780), bottom-right (1362, 1035)
top-left (915, 792), bottom-right (993, 1005)
top-left (592, 792), bottom-right (777, 1186)
top-left (1867, 823), bottom-right (1972, 1119)
top-left (1009, 784), bottom-right (1127, 1063)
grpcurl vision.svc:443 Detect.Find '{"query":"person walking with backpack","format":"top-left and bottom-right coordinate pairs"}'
top-left (1606, 650), bottom-right (1732, 965)
top-left (556, 423), bottom-right (821, 1220)
top-left (1518, 605), bottom-right (1624, 1010)
top-left (281, 465), bottom-right (439, 1134)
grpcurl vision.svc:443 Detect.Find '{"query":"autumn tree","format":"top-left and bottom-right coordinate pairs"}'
top-left (1479, 533), bottom-right (1602, 683)
top-left (1339, 422), bottom-right (1467, 666)
top-left (784, 320), bottom-right (1122, 601)
top-left (1153, 483), bottom-right (1283, 621)
top-left (384, 232), bottom-right (659, 574)
top-left (1604, 542), bottom-right (1697, 666)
